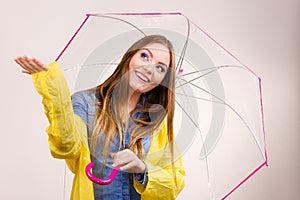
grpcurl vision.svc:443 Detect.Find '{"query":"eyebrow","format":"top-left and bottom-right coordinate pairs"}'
top-left (141, 48), bottom-right (169, 68)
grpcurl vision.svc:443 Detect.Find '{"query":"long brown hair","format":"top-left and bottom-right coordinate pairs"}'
top-left (91, 35), bottom-right (176, 174)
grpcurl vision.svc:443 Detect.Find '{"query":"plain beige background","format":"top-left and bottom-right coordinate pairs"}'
top-left (1, 0), bottom-right (299, 199)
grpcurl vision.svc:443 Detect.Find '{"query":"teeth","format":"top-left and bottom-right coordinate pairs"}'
top-left (136, 71), bottom-right (150, 82)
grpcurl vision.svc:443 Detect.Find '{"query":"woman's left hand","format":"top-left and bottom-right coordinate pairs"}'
top-left (111, 149), bottom-right (146, 173)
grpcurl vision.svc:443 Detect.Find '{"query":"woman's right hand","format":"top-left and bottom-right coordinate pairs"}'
top-left (14, 56), bottom-right (49, 75)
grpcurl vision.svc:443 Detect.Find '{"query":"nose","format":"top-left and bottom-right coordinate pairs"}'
top-left (143, 63), bottom-right (154, 75)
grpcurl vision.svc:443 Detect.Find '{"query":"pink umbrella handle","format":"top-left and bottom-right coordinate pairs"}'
top-left (85, 162), bottom-right (120, 185)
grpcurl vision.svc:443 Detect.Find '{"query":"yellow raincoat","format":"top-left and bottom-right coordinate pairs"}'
top-left (32, 62), bottom-right (185, 200)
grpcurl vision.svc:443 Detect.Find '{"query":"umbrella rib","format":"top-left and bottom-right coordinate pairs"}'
top-left (175, 99), bottom-right (200, 130)
top-left (176, 16), bottom-right (190, 78)
top-left (180, 64), bottom-right (237, 78)
top-left (178, 78), bottom-right (265, 156)
top-left (177, 65), bottom-right (245, 89)
top-left (175, 97), bottom-right (212, 196)
top-left (180, 66), bottom-right (218, 77)
top-left (175, 99), bottom-right (211, 160)
top-left (175, 94), bottom-right (212, 190)
top-left (62, 63), bottom-right (119, 72)
top-left (96, 15), bottom-right (147, 36)
top-left (175, 76), bottom-right (200, 135)
top-left (176, 93), bottom-right (224, 104)
top-left (176, 67), bottom-right (219, 89)
top-left (176, 77), bottom-right (212, 163)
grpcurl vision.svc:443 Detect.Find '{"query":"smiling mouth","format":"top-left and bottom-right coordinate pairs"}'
top-left (135, 71), bottom-right (150, 83)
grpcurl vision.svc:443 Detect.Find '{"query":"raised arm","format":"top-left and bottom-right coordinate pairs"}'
top-left (14, 57), bottom-right (85, 159)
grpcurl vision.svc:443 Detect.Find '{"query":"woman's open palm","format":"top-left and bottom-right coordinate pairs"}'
top-left (14, 56), bottom-right (48, 74)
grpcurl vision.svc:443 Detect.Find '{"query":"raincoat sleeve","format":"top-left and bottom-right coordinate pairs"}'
top-left (30, 62), bottom-right (96, 200)
top-left (134, 119), bottom-right (186, 200)
top-left (31, 62), bottom-right (87, 160)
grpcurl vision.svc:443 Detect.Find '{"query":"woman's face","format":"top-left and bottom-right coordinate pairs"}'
top-left (128, 43), bottom-right (170, 94)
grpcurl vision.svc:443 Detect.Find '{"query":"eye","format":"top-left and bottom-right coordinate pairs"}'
top-left (140, 51), bottom-right (150, 62)
top-left (156, 65), bottom-right (167, 73)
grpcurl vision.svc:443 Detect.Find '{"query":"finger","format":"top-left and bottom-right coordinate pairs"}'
top-left (113, 154), bottom-right (132, 167)
top-left (21, 69), bottom-right (32, 75)
top-left (28, 60), bottom-right (43, 72)
top-left (110, 153), bottom-right (116, 158)
top-left (16, 56), bottom-right (36, 73)
top-left (113, 150), bottom-right (135, 166)
top-left (119, 162), bottom-right (134, 172)
top-left (32, 58), bottom-right (49, 71)
top-left (24, 56), bottom-right (41, 73)
top-left (119, 159), bottom-right (145, 173)
top-left (14, 56), bottom-right (26, 67)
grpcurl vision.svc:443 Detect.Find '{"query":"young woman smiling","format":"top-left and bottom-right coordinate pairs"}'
top-left (14, 35), bottom-right (185, 200)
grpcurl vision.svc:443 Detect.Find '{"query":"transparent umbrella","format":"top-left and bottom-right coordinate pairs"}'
top-left (56, 12), bottom-right (268, 200)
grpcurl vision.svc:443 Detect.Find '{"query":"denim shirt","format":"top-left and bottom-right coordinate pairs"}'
top-left (71, 89), bottom-right (151, 200)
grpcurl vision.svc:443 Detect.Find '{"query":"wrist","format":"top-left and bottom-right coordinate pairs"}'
top-left (135, 161), bottom-right (148, 186)
top-left (140, 160), bottom-right (146, 173)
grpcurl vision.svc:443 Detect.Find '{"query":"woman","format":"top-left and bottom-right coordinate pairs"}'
top-left (15, 35), bottom-right (185, 200)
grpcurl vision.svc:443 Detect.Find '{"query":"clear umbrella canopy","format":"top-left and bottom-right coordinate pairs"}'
top-left (56, 12), bottom-right (268, 200)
